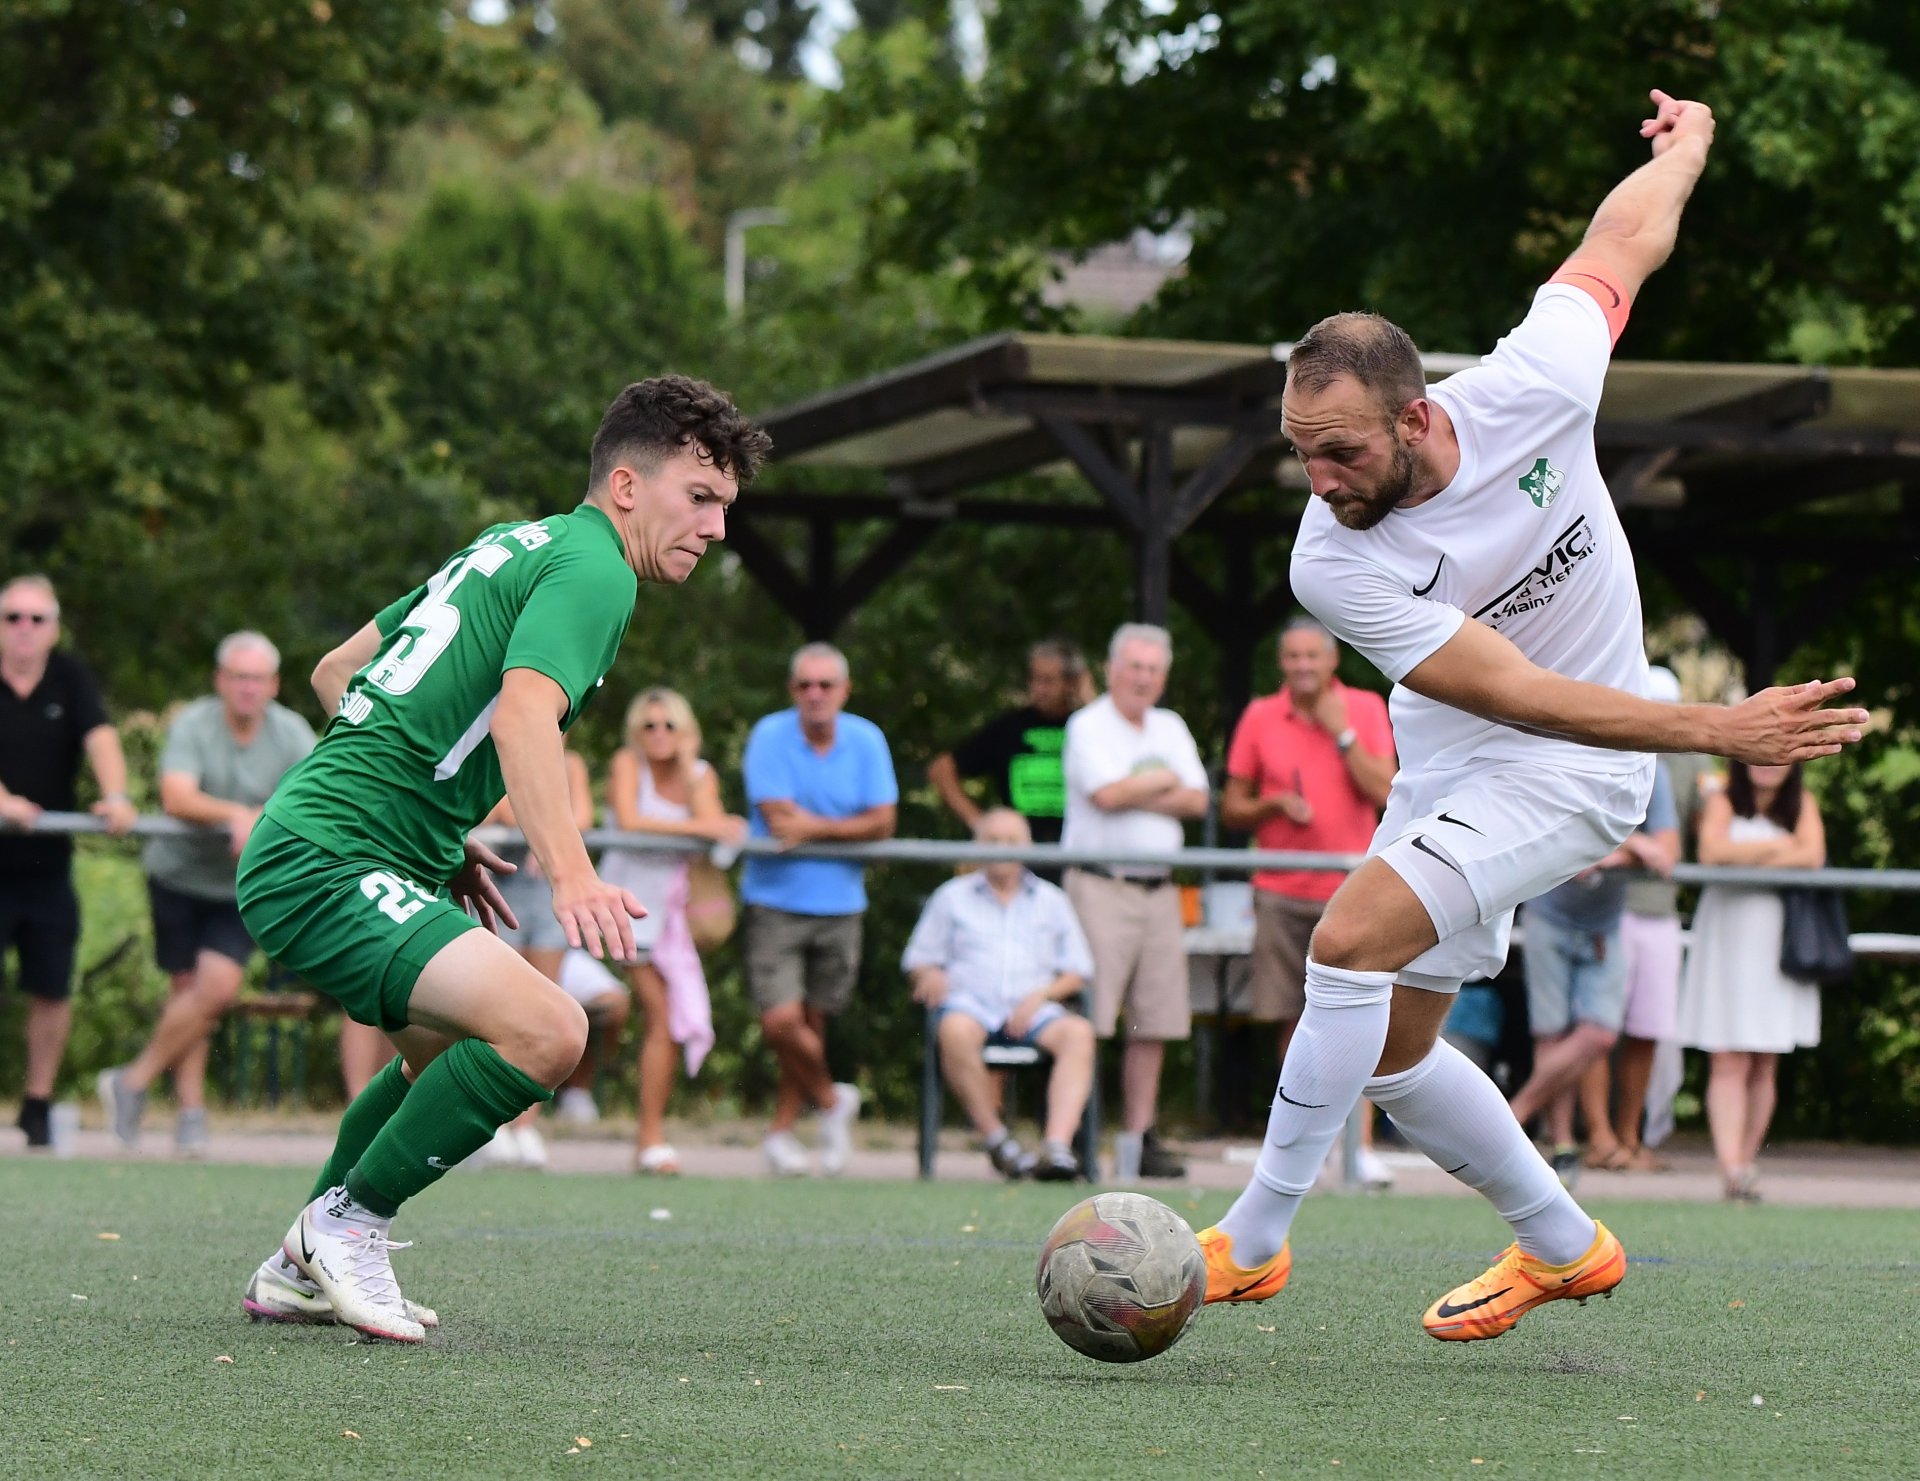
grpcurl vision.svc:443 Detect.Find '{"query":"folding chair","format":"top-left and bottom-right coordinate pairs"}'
top-left (917, 1005), bottom-right (1100, 1181)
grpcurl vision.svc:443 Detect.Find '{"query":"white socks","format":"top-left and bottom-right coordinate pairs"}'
top-left (1216, 960), bottom-right (1395, 1266)
top-left (1366, 1039), bottom-right (1596, 1264)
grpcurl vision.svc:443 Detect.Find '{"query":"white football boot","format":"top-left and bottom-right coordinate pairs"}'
top-left (243, 1249), bottom-right (439, 1328)
top-left (816, 1082), bottom-right (862, 1176)
top-left (282, 1188), bottom-right (425, 1343)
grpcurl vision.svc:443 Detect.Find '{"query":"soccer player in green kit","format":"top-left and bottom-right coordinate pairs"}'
top-left (235, 378), bottom-right (770, 1342)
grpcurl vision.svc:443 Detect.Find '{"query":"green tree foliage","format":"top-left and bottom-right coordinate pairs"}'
top-left (0, 0), bottom-right (508, 699)
top-left (682, 0), bottom-right (819, 79)
top-left (840, 0), bottom-right (1920, 361)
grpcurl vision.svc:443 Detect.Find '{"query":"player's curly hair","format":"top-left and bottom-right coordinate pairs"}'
top-left (589, 375), bottom-right (773, 490)
top-left (1285, 312), bottom-right (1427, 421)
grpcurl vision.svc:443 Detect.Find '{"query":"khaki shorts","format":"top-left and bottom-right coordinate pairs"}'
top-left (1064, 869), bottom-right (1190, 1042)
top-left (1250, 891), bottom-right (1324, 1022)
top-left (743, 905), bottom-right (863, 1016)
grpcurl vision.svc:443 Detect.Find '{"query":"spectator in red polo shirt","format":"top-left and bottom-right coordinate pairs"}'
top-left (1222, 617), bottom-right (1396, 1185)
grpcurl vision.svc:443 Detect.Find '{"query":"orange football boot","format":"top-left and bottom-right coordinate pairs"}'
top-left (1197, 1226), bottom-right (1292, 1304)
top-left (1422, 1220), bottom-right (1626, 1342)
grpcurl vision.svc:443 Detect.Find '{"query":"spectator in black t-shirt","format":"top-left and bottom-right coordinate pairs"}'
top-left (0, 575), bottom-right (137, 1148)
top-left (929, 639), bottom-right (1089, 850)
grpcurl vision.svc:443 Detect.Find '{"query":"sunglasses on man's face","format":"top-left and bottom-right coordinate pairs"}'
top-left (3, 611), bottom-right (52, 626)
top-left (791, 678), bottom-right (841, 692)
top-left (641, 720), bottom-right (678, 733)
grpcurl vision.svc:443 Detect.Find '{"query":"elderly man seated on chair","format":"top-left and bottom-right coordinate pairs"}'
top-left (903, 808), bottom-right (1097, 1181)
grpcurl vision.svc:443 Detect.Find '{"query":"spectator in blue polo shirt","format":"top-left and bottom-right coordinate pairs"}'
top-left (741, 642), bottom-right (898, 1177)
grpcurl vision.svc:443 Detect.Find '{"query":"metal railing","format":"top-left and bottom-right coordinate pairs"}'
top-left (21, 810), bottom-right (1920, 896)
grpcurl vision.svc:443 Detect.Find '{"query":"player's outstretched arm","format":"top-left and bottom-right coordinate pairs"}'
top-left (492, 666), bottom-right (644, 960)
top-left (1402, 619), bottom-right (1869, 766)
top-left (1559, 90), bottom-right (1715, 306)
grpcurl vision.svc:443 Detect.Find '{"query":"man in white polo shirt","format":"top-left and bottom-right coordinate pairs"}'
top-left (1062, 622), bottom-right (1209, 1180)
top-left (1196, 89), bottom-right (1868, 1342)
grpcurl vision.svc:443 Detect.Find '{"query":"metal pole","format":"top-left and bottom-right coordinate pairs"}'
top-left (724, 207), bottom-right (790, 315)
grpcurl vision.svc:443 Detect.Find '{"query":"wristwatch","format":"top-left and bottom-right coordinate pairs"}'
top-left (1335, 729), bottom-right (1357, 754)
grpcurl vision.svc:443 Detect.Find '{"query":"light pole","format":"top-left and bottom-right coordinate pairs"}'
top-left (724, 207), bottom-right (789, 316)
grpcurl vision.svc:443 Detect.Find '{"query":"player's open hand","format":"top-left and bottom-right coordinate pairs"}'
top-left (453, 836), bottom-right (520, 935)
top-left (550, 869), bottom-right (647, 962)
top-left (1718, 678), bottom-right (1869, 765)
top-left (1642, 89), bottom-right (1714, 158)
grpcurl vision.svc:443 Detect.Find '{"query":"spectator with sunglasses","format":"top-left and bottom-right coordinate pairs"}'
top-left (0, 574), bottom-right (138, 1148)
top-left (599, 685), bottom-right (745, 1174)
top-left (741, 643), bottom-right (898, 1176)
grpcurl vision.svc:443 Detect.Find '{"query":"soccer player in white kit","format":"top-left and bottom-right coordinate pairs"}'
top-left (1195, 90), bottom-right (1870, 1341)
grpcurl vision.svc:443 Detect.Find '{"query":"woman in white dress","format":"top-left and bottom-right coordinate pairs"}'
top-left (1677, 761), bottom-right (1826, 1201)
top-left (601, 688), bottom-right (746, 1173)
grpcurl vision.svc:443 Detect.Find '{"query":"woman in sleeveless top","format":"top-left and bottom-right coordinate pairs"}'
top-left (1677, 761), bottom-right (1826, 1202)
top-left (601, 687), bottom-right (745, 1174)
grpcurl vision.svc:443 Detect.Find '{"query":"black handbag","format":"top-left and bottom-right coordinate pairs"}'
top-left (1779, 887), bottom-right (1854, 985)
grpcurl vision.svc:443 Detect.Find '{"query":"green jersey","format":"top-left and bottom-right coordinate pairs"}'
top-left (265, 504), bottom-right (636, 886)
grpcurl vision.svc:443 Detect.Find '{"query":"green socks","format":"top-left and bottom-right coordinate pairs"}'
top-left (309, 1055), bottom-right (412, 1203)
top-left (345, 1039), bottom-right (551, 1217)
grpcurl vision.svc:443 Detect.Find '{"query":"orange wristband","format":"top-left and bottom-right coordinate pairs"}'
top-left (1548, 257), bottom-right (1631, 345)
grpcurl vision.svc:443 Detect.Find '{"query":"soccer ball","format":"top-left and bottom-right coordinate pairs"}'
top-left (1035, 1192), bottom-right (1206, 1363)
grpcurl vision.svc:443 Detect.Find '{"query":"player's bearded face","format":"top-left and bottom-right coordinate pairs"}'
top-left (1326, 430), bottom-right (1416, 531)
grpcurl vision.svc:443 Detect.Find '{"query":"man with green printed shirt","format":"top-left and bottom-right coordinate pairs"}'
top-left (235, 377), bottom-right (770, 1343)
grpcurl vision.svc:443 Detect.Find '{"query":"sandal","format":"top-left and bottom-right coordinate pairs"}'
top-left (1583, 1144), bottom-right (1632, 1171)
top-left (1622, 1145), bottom-right (1670, 1173)
top-left (635, 1143), bottom-right (682, 1176)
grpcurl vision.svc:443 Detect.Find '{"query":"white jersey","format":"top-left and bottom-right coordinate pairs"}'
top-left (1290, 283), bottom-right (1650, 779)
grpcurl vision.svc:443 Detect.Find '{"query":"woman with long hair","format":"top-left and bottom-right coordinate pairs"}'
top-left (600, 688), bottom-right (745, 1173)
top-left (1676, 760), bottom-right (1826, 1201)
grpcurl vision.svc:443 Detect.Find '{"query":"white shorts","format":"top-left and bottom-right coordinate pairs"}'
top-left (558, 948), bottom-right (627, 1007)
top-left (1369, 758), bottom-right (1654, 993)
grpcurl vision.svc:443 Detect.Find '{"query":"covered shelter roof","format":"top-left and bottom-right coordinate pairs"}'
top-left (735, 331), bottom-right (1920, 702)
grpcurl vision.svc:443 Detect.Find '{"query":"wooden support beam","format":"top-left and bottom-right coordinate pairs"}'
top-left (1136, 424), bottom-right (1175, 625)
top-left (723, 517), bottom-right (813, 628)
top-left (829, 519), bottom-right (944, 624)
top-left (1039, 416), bottom-right (1146, 530)
top-left (1169, 424), bottom-right (1282, 537)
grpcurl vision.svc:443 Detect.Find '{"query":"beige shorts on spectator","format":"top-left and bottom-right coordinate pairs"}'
top-left (743, 904), bottom-right (864, 1015)
top-left (1250, 892), bottom-right (1324, 1021)
top-left (1065, 869), bottom-right (1190, 1041)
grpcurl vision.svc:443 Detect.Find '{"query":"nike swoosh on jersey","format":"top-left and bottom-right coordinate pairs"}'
top-left (1413, 557), bottom-right (1444, 597)
top-left (1434, 1286), bottom-right (1513, 1319)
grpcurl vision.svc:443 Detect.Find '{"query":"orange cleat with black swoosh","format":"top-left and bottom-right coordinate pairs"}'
top-left (1422, 1220), bottom-right (1626, 1342)
top-left (1197, 1226), bottom-right (1292, 1304)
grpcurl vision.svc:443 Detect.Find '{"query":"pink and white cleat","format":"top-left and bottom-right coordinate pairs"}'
top-left (243, 1248), bottom-right (439, 1329)
top-left (281, 1188), bottom-right (426, 1343)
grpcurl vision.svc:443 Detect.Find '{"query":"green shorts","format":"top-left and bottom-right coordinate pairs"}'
top-left (236, 816), bottom-right (478, 1032)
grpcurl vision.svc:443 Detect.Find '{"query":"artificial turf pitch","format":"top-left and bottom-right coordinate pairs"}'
top-left (5, 1160), bottom-right (1916, 1479)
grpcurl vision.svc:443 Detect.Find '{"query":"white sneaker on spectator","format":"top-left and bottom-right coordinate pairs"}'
top-left (175, 1108), bottom-right (209, 1159)
top-left (763, 1129), bottom-right (812, 1177)
top-left (816, 1083), bottom-right (861, 1176)
top-left (469, 1124), bottom-right (520, 1170)
top-left (1354, 1146), bottom-right (1396, 1191)
top-left (555, 1088), bottom-right (599, 1126)
top-left (282, 1188), bottom-right (424, 1343)
top-left (514, 1126), bottom-right (549, 1169)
